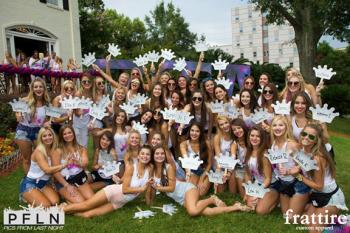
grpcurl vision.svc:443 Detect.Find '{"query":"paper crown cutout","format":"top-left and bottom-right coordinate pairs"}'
top-left (265, 148), bottom-right (289, 164)
top-left (207, 170), bottom-right (224, 184)
top-left (44, 105), bottom-right (66, 118)
top-left (146, 50), bottom-right (161, 63)
top-left (161, 204), bottom-right (177, 216)
top-left (60, 96), bottom-right (81, 109)
top-left (161, 49), bottom-right (176, 61)
top-left (82, 52), bottom-right (96, 67)
top-left (132, 122), bottom-right (148, 135)
top-left (133, 54), bottom-right (148, 67)
top-left (173, 57), bottom-right (187, 71)
top-left (120, 102), bottom-right (137, 115)
top-left (211, 58), bottom-right (229, 71)
top-left (313, 65), bottom-right (336, 80)
top-left (97, 95), bottom-right (111, 109)
top-left (134, 210), bottom-right (155, 219)
top-left (272, 99), bottom-right (291, 115)
top-left (100, 161), bottom-right (121, 177)
top-left (309, 104), bottom-right (339, 123)
top-left (293, 150), bottom-right (318, 172)
top-left (215, 152), bottom-right (240, 170)
top-left (89, 103), bottom-right (108, 120)
top-left (221, 104), bottom-right (240, 119)
top-left (251, 108), bottom-right (270, 124)
top-left (215, 77), bottom-right (232, 90)
top-left (210, 100), bottom-right (225, 114)
top-left (107, 43), bottom-right (121, 57)
top-left (76, 96), bottom-right (93, 109)
top-left (129, 93), bottom-right (149, 106)
top-left (160, 106), bottom-right (178, 121)
top-left (194, 41), bottom-right (209, 52)
top-left (179, 153), bottom-right (203, 170)
top-left (243, 181), bottom-right (270, 199)
top-left (174, 111), bottom-right (194, 124)
top-left (9, 99), bottom-right (29, 113)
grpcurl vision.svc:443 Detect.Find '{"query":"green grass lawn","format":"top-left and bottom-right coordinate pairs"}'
top-left (328, 117), bottom-right (350, 135)
top-left (1, 135), bottom-right (349, 233)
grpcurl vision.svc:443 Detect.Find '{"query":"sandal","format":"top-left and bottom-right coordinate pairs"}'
top-left (211, 195), bottom-right (227, 207)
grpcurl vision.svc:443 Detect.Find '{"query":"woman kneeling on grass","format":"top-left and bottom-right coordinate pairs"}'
top-left (149, 145), bottom-right (250, 216)
top-left (63, 145), bottom-right (153, 218)
top-left (20, 127), bottom-right (66, 207)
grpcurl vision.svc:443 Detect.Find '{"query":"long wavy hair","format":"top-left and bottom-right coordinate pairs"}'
top-left (280, 68), bottom-right (306, 102)
top-left (189, 90), bottom-right (208, 129)
top-left (36, 127), bottom-right (58, 160)
top-left (290, 91), bottom-right (313, 119)
top-left (27, 77), bottom-right (50, 117)
top-left (231, 118), bottom-right (249, 146)
top-left (58, 124), bottom-right (80, 156)
top-left (152, 145), bottom-right (169, 186)
top-left (245, 125), bottom-right (267, 175)
top-left (270, 115), bottom-right (293, 145)
top-left (186, 122), bottom-right (208, 162)
top-left (239, 88), bottom-right (258, 111)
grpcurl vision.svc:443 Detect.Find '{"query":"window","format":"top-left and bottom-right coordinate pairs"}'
top-left (279, 48), bottom-right (283, 55)
top-left (274, 31), bottom-right (279, 42)
top-left (235, 17), bottom-right (239, 21)
top-left (249, 41), bottom-right (253, 45)
top-left (239, 23), bottom-right (243, 33)
top-left (236, 43), bottom-right (240, 47)
top-left (289, 62), bottom-right (294, 67)
top-left (263, 51), bottom-right (269, 56)
top-left (253, 52), bottom-right (257, 58)
top-left (252, 27), bottom-right (256, 32)
top-left (240, 53), bottom-right (244, 58)
top-left (41, 0), bottom-right (68, 10)
top-left (294, 47), bottom-right (298, 54)
top-left (263, 37), bottom-right (269, 43)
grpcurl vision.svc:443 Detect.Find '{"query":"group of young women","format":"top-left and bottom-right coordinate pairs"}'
top-left (15, 52), bottom-right (347, 232)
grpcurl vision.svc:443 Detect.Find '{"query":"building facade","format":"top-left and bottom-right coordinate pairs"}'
top-left (0, 0), bottom-right (81, 68)
top-left (231, 4), bottom-right (299, 69)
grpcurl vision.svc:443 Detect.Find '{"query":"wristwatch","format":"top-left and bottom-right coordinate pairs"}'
top-left (296, 174), bottom-right (303, 182)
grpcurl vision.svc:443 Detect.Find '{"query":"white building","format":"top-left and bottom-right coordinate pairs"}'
top-left (231, 4), bottom-right (299, 69)
top-left (0, 0), bottom-right (81, 68)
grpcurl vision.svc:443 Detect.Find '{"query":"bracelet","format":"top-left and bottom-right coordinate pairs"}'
top-left (296, 174), bottom-right (303, 182)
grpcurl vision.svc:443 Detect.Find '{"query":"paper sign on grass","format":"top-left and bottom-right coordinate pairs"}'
top-left (134, 210), bottom-right (155, 219)
top-left (243, 181), bottom-right (270, 199)
top-left (207, 170), bottom-right (224, 184)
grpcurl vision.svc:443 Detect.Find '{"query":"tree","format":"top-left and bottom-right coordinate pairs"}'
top-left (250, 0), bottom-right (350, 85)
top-left (144, 1), bottom-right (198, 59)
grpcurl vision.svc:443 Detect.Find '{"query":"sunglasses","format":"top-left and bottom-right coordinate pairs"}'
top-left (82, 80), bottom-right (91, 85)
top-left (168, 82), bottom-right (176, 86)
top-left (97, 81), bottom-right (105, 86)
top-left (192, 96), bottom-right (203, 102)
top-left (154, 110), bottom-right (162, 116)
top-left (288, 81), bottom-right (300, 87)
top-left (65, 86), bottom-right (74, 91)
top-left (300, 131), bottom-right (316, 141)
top-left (245, 82), bottom-right (254, 85)
top-left (263, 90), bottom-right (273, 94)
top-left (131, 72), bottom-right (140, 76)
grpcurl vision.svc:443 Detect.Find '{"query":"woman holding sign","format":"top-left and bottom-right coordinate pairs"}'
top-left (15, 77), bottom-right (51, 173)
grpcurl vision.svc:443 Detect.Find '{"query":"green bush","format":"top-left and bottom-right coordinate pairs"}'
top-left (321, 84), bottom-right (350, 115)
top-left (0, 102), bottom-right (17, 137)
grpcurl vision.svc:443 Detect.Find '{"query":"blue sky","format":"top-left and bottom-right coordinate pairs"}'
top-left (103, 0), bottom-right (348, 48)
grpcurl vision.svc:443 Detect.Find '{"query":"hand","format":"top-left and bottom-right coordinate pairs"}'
top-left (112, 174), bottom-right (121, 184)
top-left (316, 79), bottom-right (325, 95)
top-left (185, 169), bottom-right (191, 182)
top-left (278, 164), bottom-right (288, 176)
top-left (261, 121), bottom-right (270, 132)
top-left (43, 121), bottom-right (51, 128)
top-left (143, 66), bottom-right (148, 75)
top-left (150, 62), bottom-right (156, 74)
top-left (106, 54), bottom-right (111, 63)
top-left (177, 125), bottom-right (184, 135)
top-left (186, 69), bottom-right (193, 78)
top-left (93, 164), bottom-right (101, 170)
top-left (289, 166), bottom-right (301, 176)
top-left (91, 64), bottom-right (101, 72)
top-left (199, 52), bottom-right (204, 61)
top-left (65, 184), bottom-right (77, 197)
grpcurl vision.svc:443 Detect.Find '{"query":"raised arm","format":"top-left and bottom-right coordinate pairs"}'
top-left (92, 64), bottom-right (121, 89)
top-left (105, 55), bottom-right (111, 76)
top-left (193, 52), bottom-right (204, 79)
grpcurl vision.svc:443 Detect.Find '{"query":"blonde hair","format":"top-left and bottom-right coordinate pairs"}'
top-left (36, 127), bottom-right (58, 160)
top-left (280, 68), bottom-right (306, 101)
top-left (270, 115), bottom-right (293, 144)
top-left (216, 115), bottom-right (233, 138)
top-left (61, 80), bottom-right (76, 94)
top-left (27, 77), bottom-right (50, 117)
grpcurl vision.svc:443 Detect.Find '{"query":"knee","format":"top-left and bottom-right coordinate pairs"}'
top-left (255, 205), bottom-right (269, 215)
top-left (186, 207), bottom-right (199, 217)
top-left (50, 196), bottom-right (60, 206)
top-left (80, 212), bottom-right (93, 219)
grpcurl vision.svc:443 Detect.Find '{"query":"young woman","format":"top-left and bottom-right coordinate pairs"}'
top-left (230, 118), bottom-right (249, 198)
top-left (90, 131), bottom-right (118, 190)
top-left (201, 78), bottom-right (215, 103)
top-left (150, 145), bottom-right (249, 216)
top-left (15, 77), bottom-right (50, 173)
top-left (19, 127), bottom-right (65, 207)
top-left (244, 126), bottom-right (279, 214)
top-left (144, 82), bottom-right (166, 111)
top-left (178, 76), bottom-right (192, 105)
top-left (180, 123), bottom-right (212, 196)
top-left (131, 109), bottom-right (153, 145)
top-left (63, 145), bottom-right (153, 218)
top-left (269, 115), bottom-right (309, 217)
top-left (52, 125), bottom-right (94, 203)
top-left (260, 83), bottom-right (279, 132)
top-left (243, 76), bottom-right (256, 91)
top-left (165, 78), bottom-right (178, 106)
top-left (237, 88), bottom-right (258, 129)
top-left (1, 51), bottom-right (18, 94)
top-left (214, 84), bottom-right (230, 103)
top-left (149, 108), bottom-right (169, 145)
top-left (123, 130), bottom-right (142, 164)
top-left (294, 124), bottom-right (348, 232)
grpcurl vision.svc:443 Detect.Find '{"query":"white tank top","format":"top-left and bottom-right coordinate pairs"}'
top-left (220, 137), bottom-right (232, 154)
top-left (123, 161), bottom-right (150, 201)
top-left (73, 109), bottom-right (90, 128)
top-left (114, 132), bottom-right (129, 161)
top-left (247, 156), bottom-right (276, 184)
top-left (235, 141), bottom-right (246, 165)
top-left (291, 116), bottom-right (303, 140)
top-left (27, 158), bottom-right (51, 181)
top-left (240, 107), bottom-right (254, 128)
top-left (21, 105), bottom-right (46, 127)
top-left (187, 141), bottom-right (199, 155)
top-left (60, 150), bottom-right (83, 178)
top-left (271, 141), bottom-right (295, 182)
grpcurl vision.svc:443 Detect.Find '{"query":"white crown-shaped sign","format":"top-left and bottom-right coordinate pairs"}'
top-left (179, 153), bottom-right (203, 170)
top-left (313, 65), bottom-right (336, 80)
top-left (210, 100), bottom-right (225, 113)
top-left (76, 96), bottom-right (93, 109)
top-left (215, 77), bottom-right (232, 90)
top-left (134, 210), bottom-right (155, 219)
top-left (293, 150), bottom-right (319, 172)
top-left (89, 103), bottom-right (108, 120)
top-left (161, 48), bottom-right (176, 61)
top-left (60, 95), bottom-right (81, 110)
top-left (107, 43), bottom-right (121, 57)
top-left (160, 106), bottom-right (178, 121)
top-left (194, 41), bottom-right (209, 52)
top-left (82, 52), bottom-right (96, 67)
top-left (309, 104), bottom-right (339, 123)
top-left (243, 180), bottom-right (270, 199)
top-left (129, 93), bottom-right (149, 106)
top-left (272, 99), bottom-right (291, 115)
top-left (173, 57), bottom-right (187, 72)
top-left (215, 151), bottom-right (240, 170)
top-left (97, 95), bottom-right (111, 109)
top-left (265, 148), bottom-right (289, 164)
top-left (207, 170), bottom-right (224, 184)
top-left (251, 108), bottom-right (270, 124)
top-left (132, 122), bottom-right (148, 135)
top-left (133, 54), bottom-right (148, 67)
top-left (173, 111), bottom-right (194, 124)
top-left (9, 99), bottom-right (29, 113)
top-left (222, 104), bottom-right (240, 119)
top-left (146, 50), bottom-right (161, 63)
top-left (211, 58), bottom-right (229, 71)
top-left (44, 105), bottom-right (66, 118)
top-left (120, 102), bottom-right (137, 115)
top-left (161, 204), bottom-right (177, 216)
top-left (100, 161), bottom-right (121, 177)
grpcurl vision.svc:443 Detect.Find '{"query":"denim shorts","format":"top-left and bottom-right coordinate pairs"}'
top-left (19, 176), bottom-right (50, 195)
top-left (15, 124), bottom-right (40, 142)
top-left (271, 179), bottom-right (310, 197)
top-left (191, 166), bottom-right (205, 176)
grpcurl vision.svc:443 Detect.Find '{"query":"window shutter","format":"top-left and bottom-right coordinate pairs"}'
top-left (63, 0), bottom-right (69, 10)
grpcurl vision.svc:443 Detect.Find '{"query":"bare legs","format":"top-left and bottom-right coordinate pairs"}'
top-left (59, 183), bottom-right (94, 203)
top-left (189, 174), bottom-right (210, 196)
top-left (22, 186), bottom-right (59, 207)
top-left (15, 139), bottom-right (33, 174)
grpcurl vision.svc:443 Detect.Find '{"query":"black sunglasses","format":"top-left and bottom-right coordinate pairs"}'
top-left (263, 90), bottom-right (273, 94)
top-left (288, 81), bottom-right (300, 87)
top-left (300, 131), bottom-right (316, 141)
top-left (192, 96), bottom-right (203, 102)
